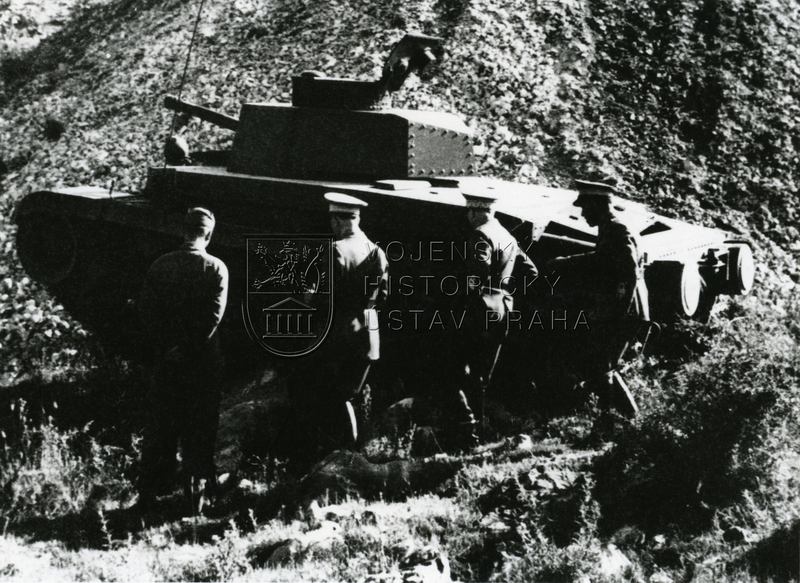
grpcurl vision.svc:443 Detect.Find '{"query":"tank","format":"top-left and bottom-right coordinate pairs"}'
top-left (14, 34), bottom-right (754, 368)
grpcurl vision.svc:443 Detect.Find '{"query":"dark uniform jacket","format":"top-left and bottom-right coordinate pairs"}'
top-left (139, 241), bottom-right (229, 359)
top-left (467, 218), bottom-right (538, 319)
top-left (330, 229), bottom-right (389, 360)
top-left (558, 216), bottom-right (647, 320)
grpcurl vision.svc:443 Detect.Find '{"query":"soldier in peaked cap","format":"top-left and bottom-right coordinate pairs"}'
top-left (299, 193), bottom-right (389, 453)
top-left (451, 186), bottom-right (539, 446)
top-left (137, 206), bottom-right (229, 513)
top-left (548, 179), bottom-right (648, 417)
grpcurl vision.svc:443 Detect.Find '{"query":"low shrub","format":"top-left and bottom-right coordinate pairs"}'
top-left (0, 400), bottom-right (135, 524)
top-left (595, 296), bottom-right (800, 533)
top-left (497, 528), bottom-right (602, 583)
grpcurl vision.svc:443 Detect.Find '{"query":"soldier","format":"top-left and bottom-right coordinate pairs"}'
top-left (137, 207), bottom-right (229, 512)
top-left (548, 180), bottom-right (647, 417)
top-left (455, 188), bottom-right (539, 444)
top-left (300, 193), bottom-right (389, 452)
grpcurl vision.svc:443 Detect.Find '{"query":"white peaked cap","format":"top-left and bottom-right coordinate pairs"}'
top-left (324, 192), bottom-right (368, 214)
top-left (461, 184), bottom-right (499, 210)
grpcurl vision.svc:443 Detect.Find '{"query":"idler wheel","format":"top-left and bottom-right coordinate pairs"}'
top-left (723, 245), bottom-right (755, 295)
top-left (16, 212), bottom-right (77, 284)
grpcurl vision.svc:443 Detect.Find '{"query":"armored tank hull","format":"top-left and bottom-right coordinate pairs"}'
top-left (15, 35), bottom-right (754, 368)
top-left (15, 169), bottom-right (753, 352)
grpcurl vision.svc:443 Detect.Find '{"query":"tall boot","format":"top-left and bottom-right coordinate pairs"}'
top-left (610, 371), bottom-right (638, 418)
top-left (455, 390), bottom-right (479, 451)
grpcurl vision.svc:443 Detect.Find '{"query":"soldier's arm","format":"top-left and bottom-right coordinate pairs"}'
top-left (598, 222), bottom-right (638, 281)
top-left (138, 256), bottom-right (182, 358)
top-left (547, 250), bottom-right (595, 272)
top-left (466, 231), bottom-right (492, 292)
top-left (368, 247), bottom-right (389, 309)
top-left (212, 262), bottom-right (229, 328)
top-left (196, 260), bottom-right (229, 343)
top-left (515, 245), bottom-right (539, 279)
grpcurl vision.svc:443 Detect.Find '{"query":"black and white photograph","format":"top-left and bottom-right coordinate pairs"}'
top-left (0, 0), bottom-right (798, 580)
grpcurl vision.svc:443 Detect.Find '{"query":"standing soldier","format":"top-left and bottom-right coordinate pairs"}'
top-left (548, 180), bottom-right (647, 417)
top-left (137, 207), bottom-right (229, 513)
top-left (455, 187), bottom-right (539, 445)
top-left (308, 192), bottom-right (389, 451)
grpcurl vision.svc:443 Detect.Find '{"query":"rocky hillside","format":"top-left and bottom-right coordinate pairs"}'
top-left (1, 0), bottom-right (799, 580)
top-left (1, 0), bottom-right (798, 380)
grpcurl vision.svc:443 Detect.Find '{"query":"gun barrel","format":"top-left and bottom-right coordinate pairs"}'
top-left (164, 95), bottom-right (239, 131)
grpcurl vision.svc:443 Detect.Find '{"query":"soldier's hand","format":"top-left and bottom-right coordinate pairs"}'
top-left (301, 284), bottom-right (317, 306)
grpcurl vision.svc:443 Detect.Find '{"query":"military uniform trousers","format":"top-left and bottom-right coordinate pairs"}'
top-left (466, 292), bottom-right (511, 378)
top-left (291, 343), bottom-right (371, 456)
top-left (571, 294), bottom-right (635, 411)
top-left (138, 343), bottom-right (222, 501)
top-left (439, 293), bottom-right (510, 444)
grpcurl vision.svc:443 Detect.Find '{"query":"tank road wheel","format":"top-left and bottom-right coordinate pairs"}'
top-left (16, 212), bottom-right (78, 285)
top-left (723, 245), bottom-right (755, 296)
top-left (646, 261), bottom-right (702, 322)
top-left (678, 264), bottom-right (702, 318)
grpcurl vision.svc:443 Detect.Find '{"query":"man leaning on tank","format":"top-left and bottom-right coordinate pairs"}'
top-left (547, 180), bottom-right (648, 417)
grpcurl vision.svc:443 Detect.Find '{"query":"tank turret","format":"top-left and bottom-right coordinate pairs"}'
top-left (164, 34), bottom-right (473, 180)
